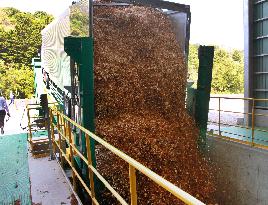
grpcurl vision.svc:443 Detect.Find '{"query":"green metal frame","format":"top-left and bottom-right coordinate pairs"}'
top-left (186, 81), bottom-right (195, 116)
top-left (64, 36), bottom-right (96, 164)
top-left (64, 37), bottom-right (98, 196)
top-left (194, 46), bottom-right (214, 150)
top-left (31, 57), bottom-right (42, 99)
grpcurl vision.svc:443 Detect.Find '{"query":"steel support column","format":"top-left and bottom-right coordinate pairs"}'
top-left (195, 46), bottom-right (214, 150)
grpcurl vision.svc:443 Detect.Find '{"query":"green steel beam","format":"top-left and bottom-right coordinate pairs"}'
top-left (186, 81), bottom-right (195, 116)
top-left (31, 57), bottom-right (42, 99)
top-left (195, 46), bottom-right (214, 150)
top-left (64, 37), bottom-right (95, 161)
top-left (64, 37), bottom-right (98, 197)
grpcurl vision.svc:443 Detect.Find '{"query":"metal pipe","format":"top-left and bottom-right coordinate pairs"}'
top-left (209, 109), bottom-right (250, 115)
top-left (251, 99), bottom-right (255, 146)
top-left (208, 120), bottom-right (251, 130)
top-left (27, 107), bottom-right (32, 143)
top-left (57, 113), bottom-right (63, 165)
top-left (218, 97), bottom-right (221, 136)
top-left (129, 165), bottom-right (138, 205)
top-left (68, 121), bottom-right (77, 191)
top-left (50, 110), bottom-right (56, 153)
top-left (89, 0), bottom-right (93, 37)
top-left (86, 133), bottom-right (96, 204)
top-left (247, 101), bottom-right (250, 127)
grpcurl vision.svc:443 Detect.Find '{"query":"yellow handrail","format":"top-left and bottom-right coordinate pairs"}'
top-left (210, 96), bottom-right (268, 101)
top-left (26, 103), bottom-right (58, 143)
top-left (208, 96), bottom-right (268, 148)
top-left (49, 107), bottom-right (205, 205)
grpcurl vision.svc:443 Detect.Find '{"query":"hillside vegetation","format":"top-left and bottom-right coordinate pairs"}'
top-left (0, 7), bottom-right (53, 98)
top-left (188, 44), bottom-right (244, 94)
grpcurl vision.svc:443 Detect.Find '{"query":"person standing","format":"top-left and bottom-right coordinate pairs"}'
top-left (9, 91), bottom-right (14, 106)
top-left (0, 91), bottom-right (10, 134)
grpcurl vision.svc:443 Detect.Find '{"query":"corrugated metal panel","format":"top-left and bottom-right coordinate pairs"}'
top-left (253, 0), bottom-right (268, 107)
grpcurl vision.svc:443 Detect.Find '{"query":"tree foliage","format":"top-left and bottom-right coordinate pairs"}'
top-left (0, 8), bottom-right (53, 98)
top-left (70, 5), bottom-right (89, 36)
top-left (188, 44), bottom-right (244, 94)
top-left (0, 61), bottom-right (34, 98)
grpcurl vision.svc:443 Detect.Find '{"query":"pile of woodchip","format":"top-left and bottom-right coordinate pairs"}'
top-left (94, 4), bottom-right (217, 204)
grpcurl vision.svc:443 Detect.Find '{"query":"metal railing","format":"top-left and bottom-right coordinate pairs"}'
top-left (26, 104), bottom-right (47, 143)
top-left (26, 103), bottom-right (57, 143)
top-left (207, 96), bottom-right (268, 149)
top-left (49, 107), bottom-right (205, 205)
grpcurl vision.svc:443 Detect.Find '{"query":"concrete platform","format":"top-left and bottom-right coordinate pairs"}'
top-left (29, 155), bottom-right (81, 205)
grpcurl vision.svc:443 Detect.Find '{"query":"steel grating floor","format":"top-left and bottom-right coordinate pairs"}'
top-left (0, 133), bottom-right (31, 205)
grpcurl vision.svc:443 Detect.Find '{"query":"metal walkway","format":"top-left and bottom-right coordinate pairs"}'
top-left (0, 133), bottom-right (31, 205)
top-left (0, 100), bottom-right (79, 205)
top-left (29, 155), bottom-right (80, 205)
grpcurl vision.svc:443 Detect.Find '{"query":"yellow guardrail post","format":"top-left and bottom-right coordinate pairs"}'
top-left (27, 106), bottom-right (33, 143)
top-left (57, 113), bottom-right (63, 166)
top-left (62, 115), bottom-right (68, 166)
top-left (251, 99), bottom-right (255, 146)
top-left (218, 97), bottom-right (221, 136)
top-left (247, 99), bottom-right (249, 128)
top-left (67, 121), bottom-right (77, 192)
top-left (129, 165), bottom-right (138, 205)
top-left (63, 117), bottom-right (67, 140)
top-left (85, 134), bottom-right (96, 205)
top-left (50, 109), bottom-right (56, 153)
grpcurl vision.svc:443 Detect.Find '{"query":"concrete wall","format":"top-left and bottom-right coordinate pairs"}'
top-left (207, 136), bottom-right (268, 205)
top-left (255, 109), bottom-right (268, 128)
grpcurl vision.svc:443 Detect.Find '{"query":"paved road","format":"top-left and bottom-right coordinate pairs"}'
top-left (209, 94), bottom-right (244, 125)
top-left (2, 99), bottom-right (32, 136)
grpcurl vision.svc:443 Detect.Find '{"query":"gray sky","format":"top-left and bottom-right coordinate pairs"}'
top-left (175, 0), bottom-right (244, 50)
top-left (0, 0), bottom-right (73, 16)
top-left (0, 0), bottom-right (244, 49)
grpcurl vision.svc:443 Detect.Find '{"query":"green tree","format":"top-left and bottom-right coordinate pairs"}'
top-left (188, 44), bottom-right (199, 81)
top-left (3, 7), bottom-right (20, 16)
top-left (0, 63), bottom-right (34, 98)
top-left (0, 8), bottom-right (53, 98)
top-left (232, 50), bottom-right (243, 63)
top-left (70, 5), bottom-right (89, 36)
top-left (0, 8), bottom-right (53, 66)
top-left (188, 45), bottom-right (244, 94)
